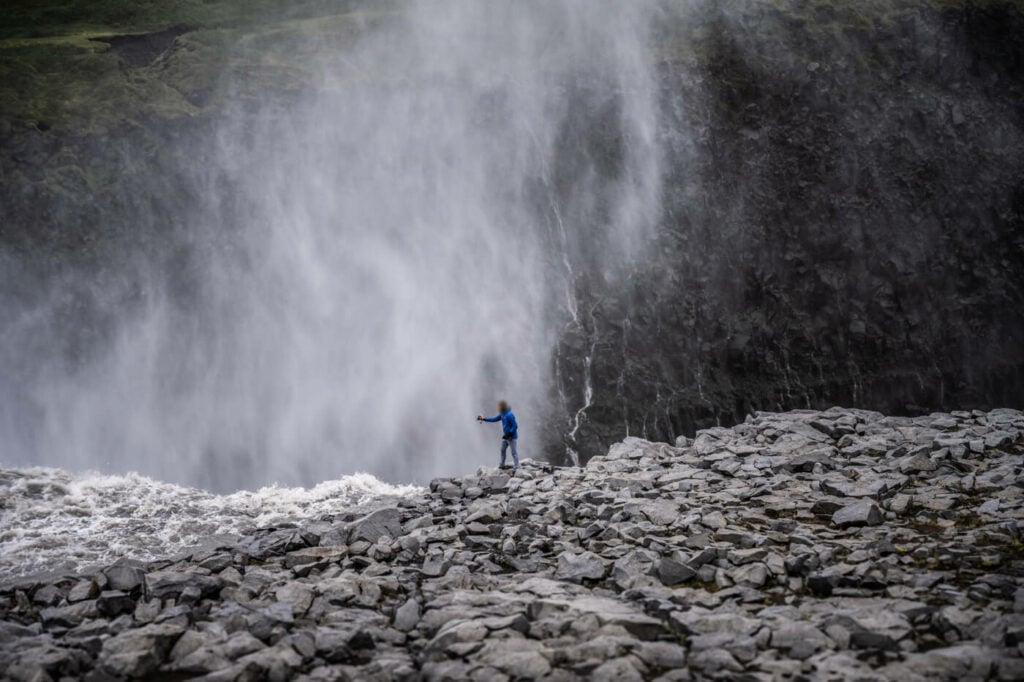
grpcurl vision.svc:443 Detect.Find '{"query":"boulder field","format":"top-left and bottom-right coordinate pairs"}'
top-left (2, 407), bottom-right (1023, 680)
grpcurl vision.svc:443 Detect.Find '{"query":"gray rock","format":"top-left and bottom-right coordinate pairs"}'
top-left (96, 590), bottom-right (135, 617)
top-left (283, 547), bottom-right (346, 570)
top-left (31, 584), bottom-right (63, 606)
top-left (611, 549), bottom-right (658, 589)
top-left (393, 598), bottom-right (421, 632)
top-left (40, 600), bottom-right (99, 627)
top-left (67, 580), bottom-right (98, 603)
top-left (770, 621), bottom-right (829, 652)
top-left (849, 630), bottom-right (899, 651)
top-left (728, 547), bottom-right (767, 565)
top-left (197, 552), bottom-right (234, 572)
top-left (472, 639), bottom-right (552, 678)
top-left (146, 570), bottom-right (222, 600)
top-left (555, 550), bottom-right (607, 582)
top-left (690, 648), bottom-right (743, 674)
top-left (731, 562), bottom-right (769, 587)
top-left (421, 556), bottom-right (451, 577)
top-left (657, 557), bottom-right (696, 586)
top-left (591, 656), bottom-right (644, 682)
top-left (978, 499), bottom-right (1000, 515)
top-left (832, 501), bottom-right (883, 528)
top-left (899, 453), bottom-right (938, 475)
top-left (821, 476), bottom-right (905, 499)
top-left (347, 507), bottom-right (403, 544)
top-left (424, 619), bottom-right (488, 654)
top-left (274, 582), bottom-right (314, 616)
top-left (635, 641), bottom-right (686, 669)
top-left (104, 562), bottom-right (146, 592)
top-left (99, 622), bottom-right (186, 677)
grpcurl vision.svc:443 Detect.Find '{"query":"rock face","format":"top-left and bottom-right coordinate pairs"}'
top-left (551, 2), bottom-right (1024, 462)
top-left (1, 407), bottom-right (1022, 680)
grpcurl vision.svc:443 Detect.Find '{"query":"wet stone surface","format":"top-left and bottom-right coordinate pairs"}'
top-left (1, 407), bottom-right (1023, 680)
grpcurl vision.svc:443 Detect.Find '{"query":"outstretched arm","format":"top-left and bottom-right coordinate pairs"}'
top-left (479, 414), bottom-right (501, 422)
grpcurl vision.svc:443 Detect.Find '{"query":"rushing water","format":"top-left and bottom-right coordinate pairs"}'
top-left (0, 465), bottom-right (419, 577)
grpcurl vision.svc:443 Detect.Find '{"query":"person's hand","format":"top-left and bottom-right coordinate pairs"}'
top-left (477, 414), bottom-right (485, 421)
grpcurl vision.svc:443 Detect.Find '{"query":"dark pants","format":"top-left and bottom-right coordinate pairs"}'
top-left (500, 438), bottom-right (519, 469)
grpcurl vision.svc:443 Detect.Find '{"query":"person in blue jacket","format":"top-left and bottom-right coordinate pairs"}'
top-left (477, 400), bottom-right (519, 471)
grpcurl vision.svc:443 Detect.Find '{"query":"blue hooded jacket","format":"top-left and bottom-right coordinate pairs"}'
top-left (483, 408), bottom-right (518, 439)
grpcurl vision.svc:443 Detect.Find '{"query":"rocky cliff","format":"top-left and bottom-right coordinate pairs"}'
top-left (2, 407), bottom-right (1022, 680)
top-left (554, 1), bottom-right (1024, 462)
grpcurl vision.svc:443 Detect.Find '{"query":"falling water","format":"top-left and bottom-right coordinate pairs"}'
top-left (0, 1), bottom-right (664, 490)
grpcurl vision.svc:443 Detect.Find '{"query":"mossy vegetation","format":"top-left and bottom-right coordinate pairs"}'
top-left (0, 0), bottom-right (399, 135)
top-left (1, 0), bottom-right (1016, 136)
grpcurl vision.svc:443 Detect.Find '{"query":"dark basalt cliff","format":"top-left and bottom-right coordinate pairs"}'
top-left (552, 2), bottom-right (1024, 463)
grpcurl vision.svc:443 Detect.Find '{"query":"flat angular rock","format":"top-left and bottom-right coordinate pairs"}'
top-left (96, 590), bottom-right (135, 617)
top-left (899, 453), bottom-right (938, 475)
top-left (728, 548), bottom-right (767, 565)
top-left (821, 476), bottom-right (906, 499)
top-left (67, 579), bottom-right (98, 603)
top-left (732, 562), bottom-right (769, 587)
top-left (146, 570), bottom-right (222, 600)
top-left (612, 549), bottom-right (658, 589)
top-left (849, 630), bottom-right (899, 651)
top-left (832, 501), bottom-right (883, 528)
top-left (31, 583), bottom-right (63, 606)
top-left (348, 508), bottom-right (403, 544)
top-left (393, 598), bottom-right (421, 632)
top-left (556, 550), bottom-right (607, 582)
top-left (40, 600), bottom-right (99, 627)
top-left (104, 562), bottom-right (146, 592)
top-left (99, 622), bottom-right (186, 677)
top-left (284, 546), bottom-right (347, 569)
top-left (657, 557), bottom-right (696, 586)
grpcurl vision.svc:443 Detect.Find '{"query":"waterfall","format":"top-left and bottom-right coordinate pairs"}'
top-left (0, 1), bottom-right (665, 489)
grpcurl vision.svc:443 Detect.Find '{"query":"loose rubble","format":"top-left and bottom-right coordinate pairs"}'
top-left (2, 407), bottom-right (1023, 680)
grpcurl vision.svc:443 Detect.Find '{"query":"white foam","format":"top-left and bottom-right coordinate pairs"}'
top-left (0, 466), bottom-right (420, 576)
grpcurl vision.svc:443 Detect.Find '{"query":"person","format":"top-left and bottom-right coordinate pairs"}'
top-left (477, 400), bottom-right (519, 471)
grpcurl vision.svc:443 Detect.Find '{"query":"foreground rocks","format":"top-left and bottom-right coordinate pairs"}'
top-left (2, 407), bottom-right (1023, 680)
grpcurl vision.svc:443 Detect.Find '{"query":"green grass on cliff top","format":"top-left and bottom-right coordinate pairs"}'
top-left (0, 0), bottom-right (397, 135)
top-left (0, 0), bottom-right (1013, 136)
top-left (0, 0), bottom-right (380, 40)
